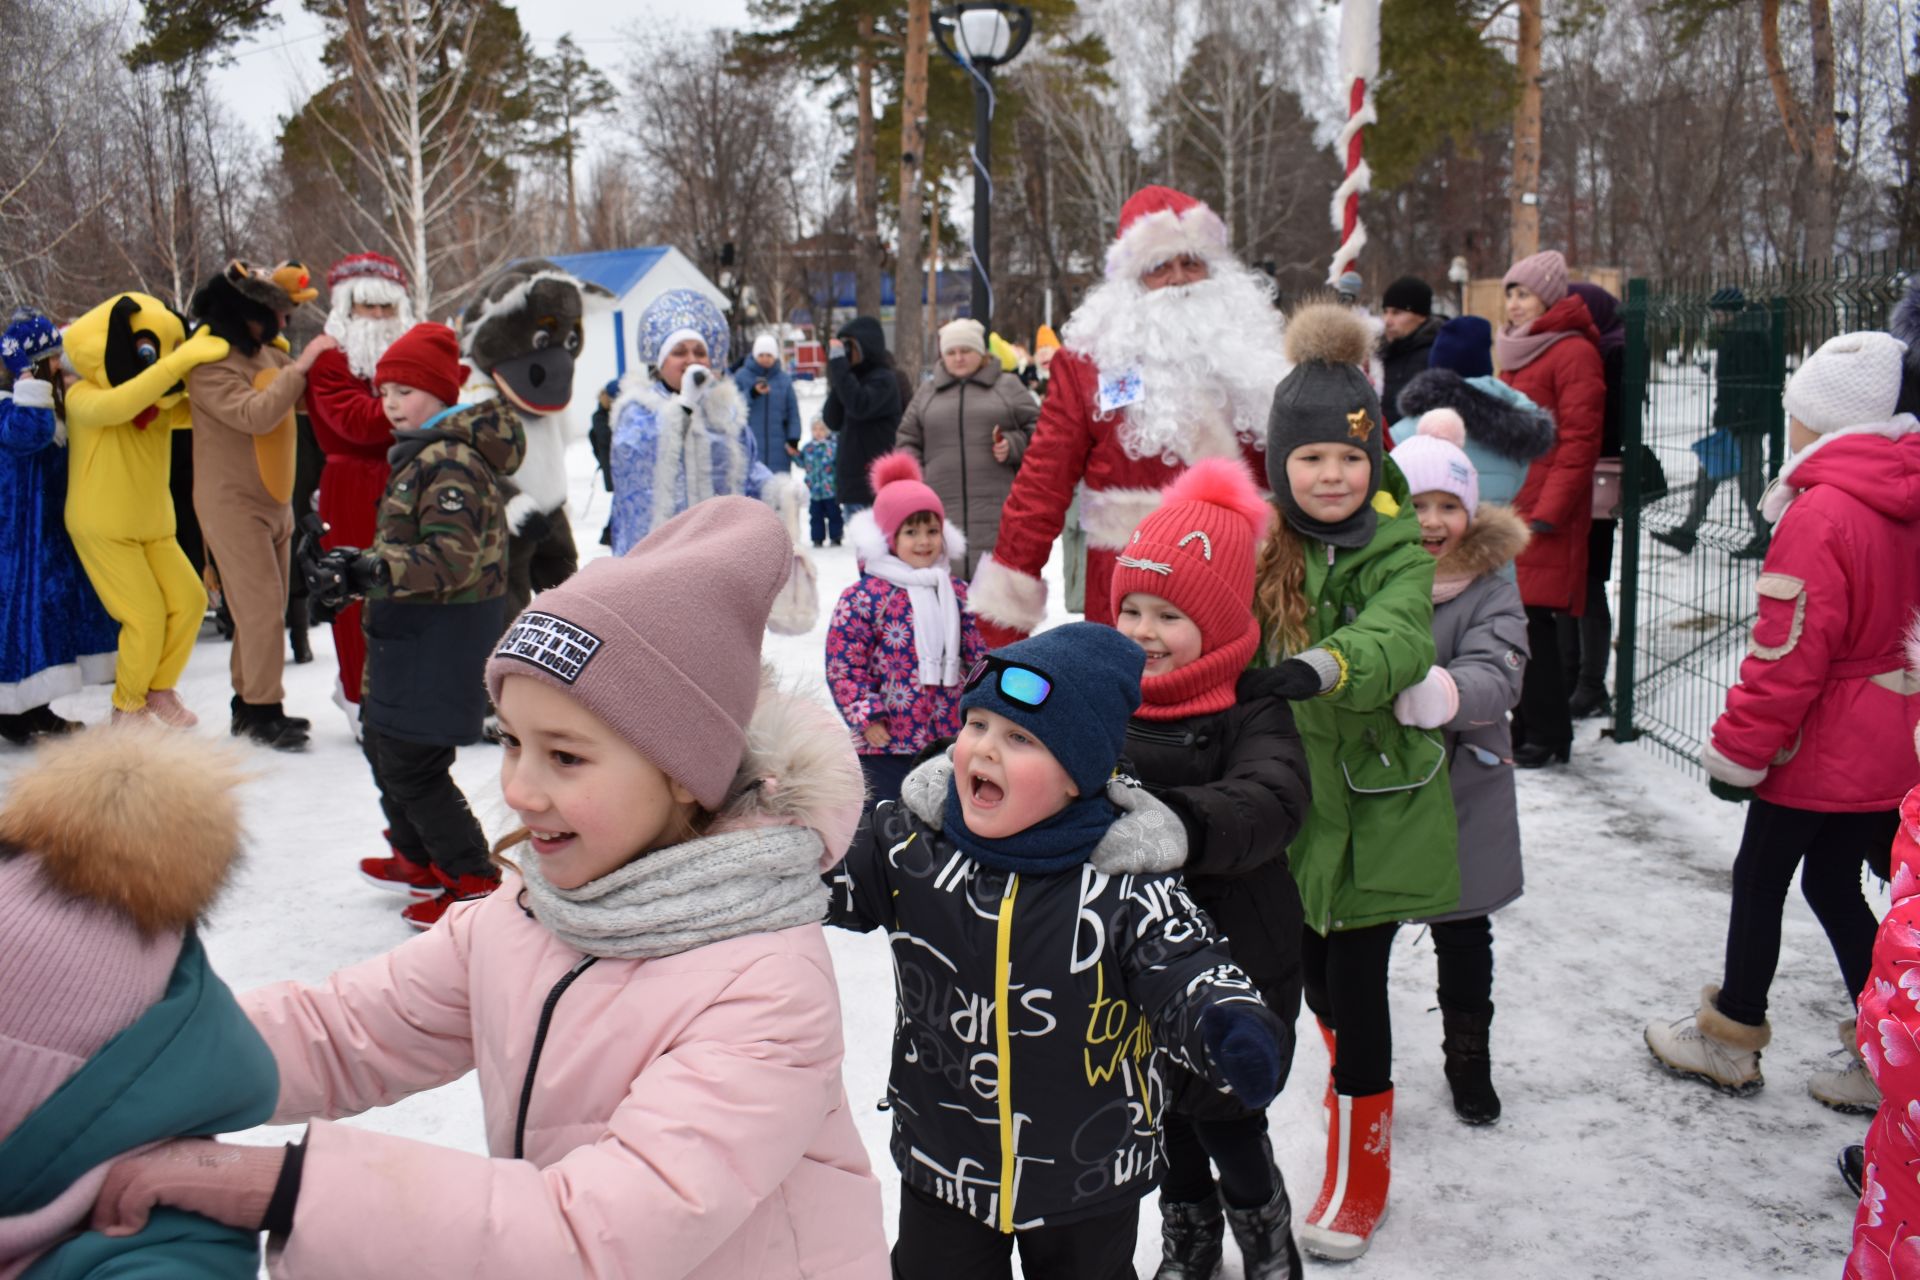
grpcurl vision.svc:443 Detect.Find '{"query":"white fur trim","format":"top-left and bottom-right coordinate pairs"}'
top-left (968, 553), bottom-right (1047, 634)
top-left (761, 470), bottom-right (807, 545)
top-left (1702, 740), bottom-right (1768, 789)
top-left (10, 378), bottom-right (52, 409)
top-left (1078, 485), bottom-right (1168, 551)
top-left (1761, 415), bottom-right (1920, 524)
top-left (848, 507), bottom-right (966, 570)
top-left (1105, 204), bottom-right (1232, 283)
top-left (657, 327), bottom-right (706, 365)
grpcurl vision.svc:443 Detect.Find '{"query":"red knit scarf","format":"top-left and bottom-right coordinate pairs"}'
top-left (1134, 627), bottom-right (1260, 721)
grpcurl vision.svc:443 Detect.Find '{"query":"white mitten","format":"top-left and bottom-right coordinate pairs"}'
top-left (675, 364), bottom-right (715, 411)
top-left (1392, 665), bottom-right (1460, 729)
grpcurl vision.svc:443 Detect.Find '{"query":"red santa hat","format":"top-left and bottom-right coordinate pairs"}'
top-left (326, 253), bottom-right (411, 314)
top-left (1104, 185), bottom-right (1232, 283)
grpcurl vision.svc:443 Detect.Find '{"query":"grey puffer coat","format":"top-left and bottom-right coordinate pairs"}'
top-left (895, 361), bottom-right (1038, 577)
top-left (1419, 504), bottom-right (1532, 923)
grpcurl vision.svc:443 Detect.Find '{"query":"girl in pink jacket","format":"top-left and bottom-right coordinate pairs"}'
top-left (1645, 332), bottom-right (1920, 1109)
top-left (89, 496), bottom-right (892, 1280)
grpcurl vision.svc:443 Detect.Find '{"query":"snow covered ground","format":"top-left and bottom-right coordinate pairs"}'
top-left (5, 405), bottom-right (1875, 1278)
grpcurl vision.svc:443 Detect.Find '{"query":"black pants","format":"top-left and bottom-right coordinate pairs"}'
top-left (1512, 606), bottom-right (1572, 753)
top-left (810, 498), bottom-right (844, 544)
top-left (1161, 1112), bottom-right (1275, 1210)
top-left (1556, 574), bottom-right (1613, 700)
top-left (1715, 799), bottom-right (1896, 1026)
top-left (361, 727), bottom-right (492, 880)
top-left (1675, 434), bottom-right (1768, 543)
top-left (504, 517), bottom-right (580, 624)
top-left (1301, 921), bottom-right (1399, 1097)
top-left (1433, 914), bottom-right (1494, 1014)
top-left (891, 1184), bottom-right (1137, 1280)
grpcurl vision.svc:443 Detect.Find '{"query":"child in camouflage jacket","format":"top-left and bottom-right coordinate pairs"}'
top-left (342, 323), bottom-right (526, 928)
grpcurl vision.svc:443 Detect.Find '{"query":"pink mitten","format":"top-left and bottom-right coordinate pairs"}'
top-left (1392, 665), bottom-right (1460, 729)
top-left (92, 1138), bottom-right (286, 1237)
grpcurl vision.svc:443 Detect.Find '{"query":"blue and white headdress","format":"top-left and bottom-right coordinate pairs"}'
top-left (638, 289), bottom-right (728, 371)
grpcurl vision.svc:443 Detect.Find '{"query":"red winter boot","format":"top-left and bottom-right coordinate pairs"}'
top-left (401, 868), bottom-right (501, 930)
top-left (1301, 1088), bottom-right (1392, 1261)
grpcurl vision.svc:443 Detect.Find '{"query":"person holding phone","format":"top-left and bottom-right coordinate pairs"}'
top-left (732, 333), bottom-right (801, 474)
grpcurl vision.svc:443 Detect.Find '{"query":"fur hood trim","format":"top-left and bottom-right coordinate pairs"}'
top-left (0, 723), bottom-right (246, 935)
top-left (1434, 504), bottom-right (1530, 584)
top-left (710, 671), bottom-right (866, 869)
top-left (1397, 368), bottom-right (1557, 462)
top-left (846, 507), bottom-right (968, 570)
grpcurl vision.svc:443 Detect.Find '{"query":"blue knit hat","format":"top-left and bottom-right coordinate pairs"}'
top-left (960, 622), bottom-right (1144, 797)
top-left (1429, 315), bottom-right (1493, 379)
top-left (2, 308), bottom-right (62, 378)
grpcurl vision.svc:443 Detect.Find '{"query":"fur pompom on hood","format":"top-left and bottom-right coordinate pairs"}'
top-left (711, 670), bottom-right (866, 869)
top-left (0, 722), bottom-right (247, 935)
top-left (1396, 368), bottom-right (1557, 463)
top-left (1283, 301), bottom-right (1373, 369)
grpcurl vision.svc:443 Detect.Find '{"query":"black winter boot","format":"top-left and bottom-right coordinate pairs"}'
top-left (1152, 1190), bottom-right (1224, 1280)
top-left (1224, 1178), bottom-right (1303, 1280)
top-left (1441, 999), bottom-right (1501, 1125)
top-left (231, 698), bottom-right (310, 752)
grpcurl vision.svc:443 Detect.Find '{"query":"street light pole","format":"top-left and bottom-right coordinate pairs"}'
top-left (934, 3), bottom-right (1033, 330)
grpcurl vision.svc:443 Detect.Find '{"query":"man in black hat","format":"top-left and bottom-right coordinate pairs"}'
top-left (1379, 275), bottom-right (1440, 427)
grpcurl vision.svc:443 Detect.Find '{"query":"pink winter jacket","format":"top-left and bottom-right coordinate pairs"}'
top-left (239, 685), bottom-right (890, 1279)
top-left (1704, 422), bottom-right (1920, 812)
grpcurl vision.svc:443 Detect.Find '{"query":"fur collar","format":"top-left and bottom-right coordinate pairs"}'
top-left (0, 722), bottom-right (246, 935)
top-left (846, 507), bottom-right (968, 570)
top-left (1396, 369), bottom-right (1557, 462)
top-left (619, 373), bottom-right (746, 430)
top-left (707, 673), bottom-right (868, 869)
top-left (1433, 503), bottom-right (1530, 585)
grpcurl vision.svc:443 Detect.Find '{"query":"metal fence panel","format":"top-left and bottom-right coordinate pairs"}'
top-left (1615, 254), bottom-right (1914, 772)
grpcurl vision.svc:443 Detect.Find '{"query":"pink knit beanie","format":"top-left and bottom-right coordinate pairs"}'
top-left (1391, 411), bottom-right (1481, 516)
top-left (486, 496), bottom-right (792, 809)
top-left (869, 453), bottom-right (945, 545)
top-left (1503, 250), bottom-right (1569, 309)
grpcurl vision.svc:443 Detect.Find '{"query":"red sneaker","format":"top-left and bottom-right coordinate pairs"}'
top-left (360, 854), bottom-right (439, 897)
top-left (400, 871), bottom-right (501, 930)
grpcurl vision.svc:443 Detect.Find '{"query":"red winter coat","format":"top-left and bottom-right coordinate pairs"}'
top-left (1500, 296), bottom-right (1605, 614)
top-left (969, 348), bottom-right (1267, 646)
top-left (1705, 425), bottom-right (1920, 812)
top-left (305, 348), bottom-right (393, 701)
top-left (1848, 786), bottom-right (1920, 1279)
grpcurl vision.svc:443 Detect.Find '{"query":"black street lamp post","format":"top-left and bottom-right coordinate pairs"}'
top-left (933, 3), bottom-right (1033, 328)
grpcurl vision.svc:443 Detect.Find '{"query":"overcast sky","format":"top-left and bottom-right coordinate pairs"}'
top-left (209, 0), bottom-right (759, 142)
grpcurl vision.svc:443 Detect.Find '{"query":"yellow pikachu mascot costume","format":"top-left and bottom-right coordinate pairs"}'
top-left (62, 294), bottom-right (230, 725)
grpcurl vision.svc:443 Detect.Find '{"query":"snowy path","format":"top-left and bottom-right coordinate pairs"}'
top-left (6, 431), bottom-right (1871, 1279)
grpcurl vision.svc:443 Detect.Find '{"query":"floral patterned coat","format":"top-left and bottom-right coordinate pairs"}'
top-left (825, 573), bottom-right (984, 757)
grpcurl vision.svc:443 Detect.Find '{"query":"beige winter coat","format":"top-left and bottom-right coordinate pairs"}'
top-left (896, 362), bottom-right (1037, 577)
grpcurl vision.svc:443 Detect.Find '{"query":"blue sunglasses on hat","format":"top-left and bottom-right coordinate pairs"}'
top-left (964, 656), bottom-right (1054, 708)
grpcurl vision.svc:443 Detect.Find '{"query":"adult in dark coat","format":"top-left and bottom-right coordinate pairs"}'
top-left (1560, 281), bottom-right (1626, 719)
top-left (1654, 286), bottom-right (1776, 557)
top-left (1379, 276), bottom-right (1440, 427)
top-left (822, 316), bottom-right (902, 508)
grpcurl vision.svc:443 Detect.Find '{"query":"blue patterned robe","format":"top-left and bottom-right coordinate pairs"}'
top-left (609, 375), bottom-right (772, 554)
top-left (0, 390), bottom-right (118, 712)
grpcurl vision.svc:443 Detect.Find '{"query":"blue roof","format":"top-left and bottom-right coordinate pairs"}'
top-left (548, 248), bottom-right (670, 298)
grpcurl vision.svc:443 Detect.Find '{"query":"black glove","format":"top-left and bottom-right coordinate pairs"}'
top-left (1708, 777), bottom-right (1756, 804)
top-left (512, 505), bottom-right (555, 544)
top-left (1200, 1004), bottom-right (1287, 1109)
top-left (1240, 658), bottom-right (1325, 702)
top-left (307, 548), bottom-right (384, 617)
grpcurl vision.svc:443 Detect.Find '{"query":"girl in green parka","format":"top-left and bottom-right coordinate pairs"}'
top-left (1246, 303), bottom-right (1459, 1265)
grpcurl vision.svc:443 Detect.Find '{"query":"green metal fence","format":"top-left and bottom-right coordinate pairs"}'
top-left (1614, 254), bottom-right (1915, 772)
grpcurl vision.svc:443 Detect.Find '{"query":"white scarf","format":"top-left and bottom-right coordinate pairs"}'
top-left (515, 824), bottom-right (827, 960)
top-left (865, 553), bottom-right (964, 687)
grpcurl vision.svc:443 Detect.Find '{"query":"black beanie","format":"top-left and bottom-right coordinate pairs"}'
top-left (1265, 303), bottom-right (1384, 549)
top-left (1382, 276), bottom-right (1433, 316)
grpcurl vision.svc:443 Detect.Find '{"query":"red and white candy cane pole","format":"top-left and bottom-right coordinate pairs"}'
top-left (1329, 0), bottom-right (1380, 285)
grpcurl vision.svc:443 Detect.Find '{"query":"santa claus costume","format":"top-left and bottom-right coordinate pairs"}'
top-left (968, 185), bottom-right (1289, 646)
top-left (307, 254), bottom-right (414, 725)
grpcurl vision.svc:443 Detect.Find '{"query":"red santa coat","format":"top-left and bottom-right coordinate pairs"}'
top-left (969, 349), bottom-right (1267, 647)
top-left (1499, 295), bottom-right (1605, 615)
top-left (1704, 425), bottom-right (1920, 813)
top-left (305, 347), bottom-right (392, 701)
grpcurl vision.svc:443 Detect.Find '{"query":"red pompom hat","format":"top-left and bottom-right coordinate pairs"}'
top-left (1110, 458), bottom-right (1272, 718)
top-left (373, 322), bottom-right (465, 407)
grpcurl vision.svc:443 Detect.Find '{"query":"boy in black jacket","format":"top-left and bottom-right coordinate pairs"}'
top-left (1113, 459), bottom-right (1311, 1279)
top-left (829, 621), bottom-right (1285, 1278)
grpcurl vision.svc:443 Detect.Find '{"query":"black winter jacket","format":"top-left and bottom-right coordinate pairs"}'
top-left (828, 758), bottom-right (1271, 1231)
top-left (1381, 317), bottom-right (1441, 426)
top-left (1122, 683), bottom-right (1310, 1119)
top-left (823, 316), bottom-right (903, 505)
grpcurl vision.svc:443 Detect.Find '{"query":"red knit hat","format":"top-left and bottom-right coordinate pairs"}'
top-left (1110, 459), bottom-right (1272, 718)
top-left (374, 322), bottom-right (465, 407)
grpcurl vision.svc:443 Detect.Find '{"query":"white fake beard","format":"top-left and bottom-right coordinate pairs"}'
top-left (333, 316), bottom-right (411, 382)
top-left (1063, 262), bottom-right (1290, 466)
